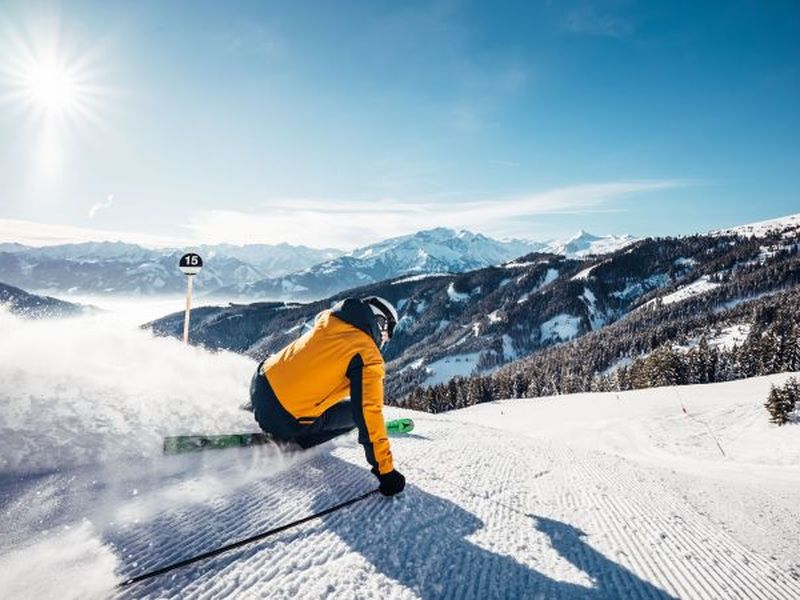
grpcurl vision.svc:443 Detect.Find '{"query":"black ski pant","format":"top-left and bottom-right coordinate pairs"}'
top-left (249, 361), bottom-right (357, 449)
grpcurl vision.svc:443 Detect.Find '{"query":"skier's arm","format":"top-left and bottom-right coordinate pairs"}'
top-left (346, 353), bottom-right (393, 474)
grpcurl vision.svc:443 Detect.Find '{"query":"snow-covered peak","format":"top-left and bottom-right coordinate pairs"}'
top-left (548, 231), bottom-right (637, 258)
top-left (567, 229), bottom-right (597, 242)
top-left (709, 213), bottom-right (800, 238)
top-left (346, 228), bottom-right (541, 271)
top-left (28, 241), bottom-right (153, 262)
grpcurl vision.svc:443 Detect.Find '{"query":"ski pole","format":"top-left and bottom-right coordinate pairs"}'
top-left (118, 488), bottom-right (379, 588)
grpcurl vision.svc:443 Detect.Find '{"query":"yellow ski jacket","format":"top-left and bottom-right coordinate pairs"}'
top-left (261, 298), bottom-right (393, 474)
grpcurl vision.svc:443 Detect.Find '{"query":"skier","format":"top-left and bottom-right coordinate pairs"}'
top-left (249, 296), bottom-right (406, 497)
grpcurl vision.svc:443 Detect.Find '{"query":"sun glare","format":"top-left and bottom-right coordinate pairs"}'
top-left (2, 32), bottom-right (95, 122)
top-left (1, 18), bottom-right (108, 177)
top-left (23, 60), bottom-right (79, 113)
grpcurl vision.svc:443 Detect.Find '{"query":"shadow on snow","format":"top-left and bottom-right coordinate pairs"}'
top-left (313, 457), bottom-right (676, 600)
top-left (109, 452), bottom-right (675, 599)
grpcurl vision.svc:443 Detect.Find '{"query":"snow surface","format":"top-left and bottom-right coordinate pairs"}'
top-left (599, 356), bottom-right (635, 377)
top-left (571, 263), bottom-right (601, 281)
top-left (502, 334), bottom-right (517, 360)
top-left (515, 269), bottom-right (559, 306)
top-left (674, 325), bottom-right (753, 353)
top-left (540, 314), bottom-right (582, 342)
top-left (391, 273), bottom-right (450, 285)
top-left (611, 274), bottom-right (671, 302)
top-left (710, 213), bottom-right (800, 238)
top-left (711, 324), bottom-right (751, 350)
top-left (639, 276), bottom-right (721, 311)
top-left (445, 282), bottom-right (470, 303)
top-left (542, 268), bottom-right (559, 286)
top-left (660, 276), bottom-right (721, 305)
top-left (421, 352), bottom-right (482, 387)
top-left (581, 287), bottom-right (606, 330)
top-left (673, 257), bottom-right (697, 268)
top-left (501, 260), bottom-right (538, 269)
top-left (2, 306), bottom-right (800, 599)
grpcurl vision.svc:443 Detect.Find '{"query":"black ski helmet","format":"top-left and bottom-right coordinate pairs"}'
top-left (363, 296), bottom-right (398, 338)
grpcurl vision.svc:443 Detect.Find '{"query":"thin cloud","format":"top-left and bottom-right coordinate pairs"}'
top-left (88, 194), bottom-right (114, 218)
top-left (0, 218), bottom-right (191, 249)
top-left (183, 180), bottom-right (689, 249)
top-left (2, 181), bottom-right (689, 250)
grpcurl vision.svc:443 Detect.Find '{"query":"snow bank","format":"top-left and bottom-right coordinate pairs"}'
top-left (0, 307), bottom-right (257, 475)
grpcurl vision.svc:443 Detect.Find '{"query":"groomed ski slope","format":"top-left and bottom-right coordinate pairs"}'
top-left (1, 308), bottom-right (799, 599)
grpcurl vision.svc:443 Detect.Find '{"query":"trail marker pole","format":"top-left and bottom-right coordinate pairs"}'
top-left (179, 253), bottom-right (203, 344)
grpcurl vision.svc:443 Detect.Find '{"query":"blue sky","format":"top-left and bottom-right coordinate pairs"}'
top-left (0, 0), bottom-right (798, 249)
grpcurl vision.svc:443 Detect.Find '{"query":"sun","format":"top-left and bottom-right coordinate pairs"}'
top-left (1, 20), bottom-right (107, 176)
top-left (22, 59), bottom-right (80, 114)
top-left (1, 19), bottom-right (104, 125)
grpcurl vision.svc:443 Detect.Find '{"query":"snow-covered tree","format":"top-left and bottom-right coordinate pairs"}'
top-left (765, 377), bottom-right (799, 425)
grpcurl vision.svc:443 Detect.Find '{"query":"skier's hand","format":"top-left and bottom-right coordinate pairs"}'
top-left (372, 468), bottom-right (405, 496)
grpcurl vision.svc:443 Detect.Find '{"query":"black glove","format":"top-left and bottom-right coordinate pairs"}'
top-left (372, 467), bottom-right (406, 496)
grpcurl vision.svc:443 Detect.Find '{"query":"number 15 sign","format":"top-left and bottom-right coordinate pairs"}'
top-left (179, 253), bottom-right (203, 343)
top-left (179, 253), bottom-right (203, 276)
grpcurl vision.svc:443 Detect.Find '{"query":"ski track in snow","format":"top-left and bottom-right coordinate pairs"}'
top-left (2, 411), bottom-right (798, 599)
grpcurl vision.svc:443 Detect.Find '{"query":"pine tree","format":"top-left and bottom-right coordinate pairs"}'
top-left (765, 378), bottom-right (799, 425)
top-left (786, 325), bottom-right (800, 371)
top-left (693, 337), bottom-right (712, 384)
top-left (785, 377), bottom-right (800, 422)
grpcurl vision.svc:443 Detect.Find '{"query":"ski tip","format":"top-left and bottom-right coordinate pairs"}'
top-left (386, 418), bottom-right (415, 435)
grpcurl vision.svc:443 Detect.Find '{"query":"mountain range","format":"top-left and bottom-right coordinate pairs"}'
top-left (214, 229), bottom-right (639, 300)
top-left (145, 214), bottom-right (800, 404)
top-left (0, 229), bottom-right (636, 299)
top-left (0, 241), bottom-right (340, 296)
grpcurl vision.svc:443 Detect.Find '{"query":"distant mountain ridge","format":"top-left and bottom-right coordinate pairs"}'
top-left (213, 228), bottom-right (547, 300)
top-left (212, 227), bottom-right (637, 301)
top-left (146, 213), bottom-right (800, 404)
top-left (0, 241), bottom-right (342, 296)
top-left (0, 227), bottom-right (638, 298)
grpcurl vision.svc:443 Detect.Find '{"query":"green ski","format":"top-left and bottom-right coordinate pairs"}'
top-left (386, 417), bottom-right (415, 434)
top-left (163, 418), bottom-right (414, 455)
top-left (163, 432), bottom-right (276, 454)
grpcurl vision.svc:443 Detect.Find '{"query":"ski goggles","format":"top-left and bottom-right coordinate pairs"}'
top-left (373, 314), bottom-right (396, 339)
